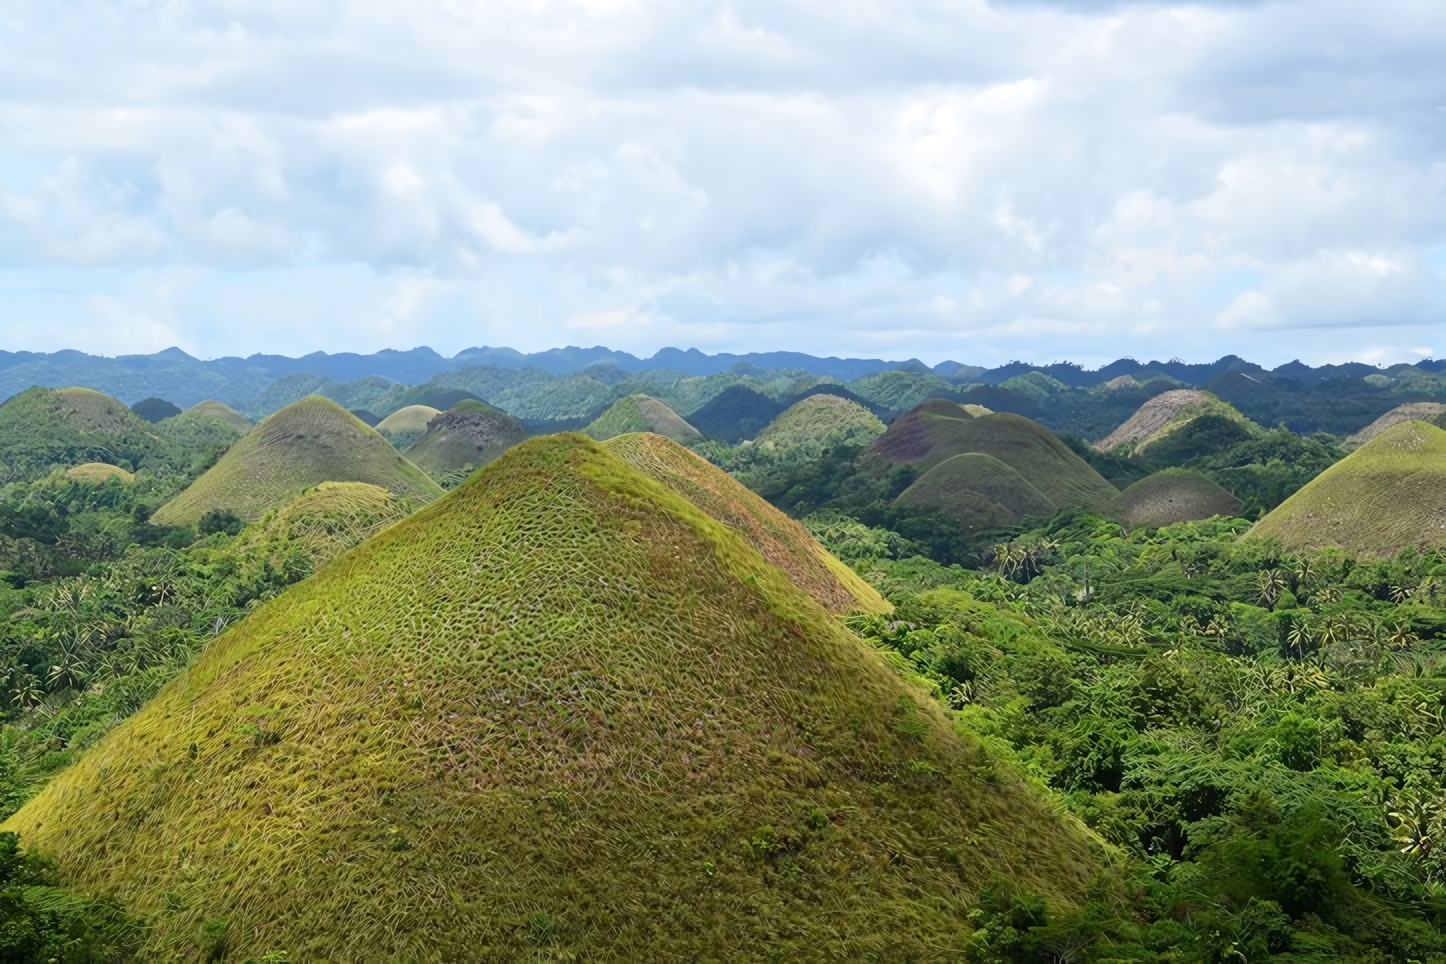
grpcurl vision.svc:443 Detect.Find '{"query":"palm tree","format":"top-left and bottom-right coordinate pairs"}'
top-left (1258, 569), bottom-right (1287, 608)
top-left (1287, 620), bottom-right (1313, 659)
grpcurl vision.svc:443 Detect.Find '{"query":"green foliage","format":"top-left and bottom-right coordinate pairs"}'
top-left (0, 832), bottom-right (138, 962)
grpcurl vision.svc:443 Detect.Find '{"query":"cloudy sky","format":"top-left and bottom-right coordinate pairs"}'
top-left (1, 0), bottom-right (1443, 367)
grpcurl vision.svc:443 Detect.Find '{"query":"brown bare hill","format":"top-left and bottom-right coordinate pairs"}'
top-left (1120, 469), bottom-right (1244, 528)
top-left (403, 399), bottom-right (527, 480)
top-left (1246, 420), bottom-right (1446, 558)
top-left (151, 396), bottom-right (442, 525)
top-left (605, 431), bottom-right (889, 614)
top-left (1345, 403), bottom-right (1446, 450)
top-left (869, 402), bottom-right (1122, 516)
top-left (1096, 389), bottom-right (1255, 454)
top-left (6, 433), bottom-right (1096, 961)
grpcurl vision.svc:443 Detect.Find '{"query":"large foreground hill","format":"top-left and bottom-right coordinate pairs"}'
top-left (5, 434), bottom-right (1096, 961)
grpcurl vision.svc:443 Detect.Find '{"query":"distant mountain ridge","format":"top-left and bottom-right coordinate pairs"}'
top-left (0, 346), bottom-right (1441, 430)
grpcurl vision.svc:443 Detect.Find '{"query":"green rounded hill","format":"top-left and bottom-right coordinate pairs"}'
top-left (1096, 389), bottom-right (1258, 456)
top-left (1246, 420), bottom-right (1446, 558)
top-left (1345, 402), bottom-right (1446, 450)
top-left (5, 433), bottom-right (1096, 961)
top-left (753, 393), bottom-right (884, 456)
top-left (177, 399), bottom-right (253, 433)
top-left (1120, 469), bottom-right (1244, 528)
top-left (604, 431), bottom-right (890, 615)
top-left (403, 399), bottom-right (527, 480)
top-left (374, 404), bottom-right (442, 450)
top-left (0, 386), bottom-right (187, 478)
top-left (65, 462), bottom-right (135, 485)
top-left (870, 401), bottom-right (1122, 517)
top-left (895, 452), bottom-right (1057, 529)
top-left (151, 395), bottom-right (442, 526)
top-left (584, 394), bottom-right (702, 444)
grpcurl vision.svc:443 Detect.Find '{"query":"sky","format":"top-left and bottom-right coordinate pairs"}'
top-left (0, 0), bottom-right (1443, 368)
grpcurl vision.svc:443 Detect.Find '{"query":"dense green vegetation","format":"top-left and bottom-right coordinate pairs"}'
top-left (2, 366), bottom-right (1445, 960)
top-left (802, 507), bottom-right (1446, 961)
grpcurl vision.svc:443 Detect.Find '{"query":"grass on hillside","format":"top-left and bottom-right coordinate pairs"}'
top-left (241, 481), bottom-right (419, 569)
top-left (7, 433), bottom-right (1097, 962)
top-left (1119, 469), bottom-right (1244, 528)
top-left (753, 394), bottom-right (885, 457)
top-left (151, 395), bottom-right (442, 525)
top-left (1098, 390), bottom-right (1259, 455)
top-left (1247, 420), bottom-right (1446, 558)
top-left (0, 387), bottom-right (219, 481)
top-left (177, 400), bottom-right (253, 432)
top-left (605, 432), bottom-right (890, 615)
top-left (64, 462), bottom-right (135, 485)
top-left (896, 452), bottom-right (1057, 528)
top-left (1345, 402), bottom-right (1446, 449)
top-left (403, 399), bottom-right (527, 481)
top-left (870, 403), bottom-right (1124, 517)
top-left (374, 404), bottom-right (442, 450)
top-left (584, 394), bottom-right (702, 444)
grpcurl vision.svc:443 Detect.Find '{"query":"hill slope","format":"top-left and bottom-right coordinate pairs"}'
top-left (1345, 402), bottom-right (1446, 449)
top-left (896, 453), bottom-right (1057, 528)
top-left (1096, 389), bottom-right (1256, 454)
top-left (0, 386), bottom-right (184, 478)
top-left (374, 404), bottom-right (442, 449)
top-left (1247, 420), bottom-right (1446, 557)
top-left (6, 433), bottom-right (1096, 961)
top-left (178, 399), bottom-right (253, 432)
top-left (151, 396), bottom-right (442, 525)
top-left (242, 481), bottom-right (418, 569)
top-left (1120, 469), bottom-right (1244, 528)
top-left (403, 399), bottom-right (528, 480)
top-left (870, 402), bottom-right (1123, 516)
top-left (584, 394), bottom-right (703, 444)
top-left (604, 432), bottom-right (889, 615)
top-left (753, 393), bottom-right (885, 457)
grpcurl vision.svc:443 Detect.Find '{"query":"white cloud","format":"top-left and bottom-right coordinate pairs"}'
top-left (0, 0), bottom-right (1440, 365)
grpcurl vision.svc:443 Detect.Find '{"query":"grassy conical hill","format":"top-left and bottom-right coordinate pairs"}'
top-left (403, 399), bottom-right (527, 481)
top-left (753, 393), bottom-right (885, 457)
top-left (7, 434), bottom-right (1096, 961)
top-left (1246, 420), bottom-right (1446, 558)
top-left (177, 399), bottom-right (252, 432)
top-left (584, 394), bottom-right (703, 444)
top-left (896, 453), bottom-right (1057, 528)
top-left (604, 432), bottom-right (889, 615)
top-left (65, 462), bottom-right (134, 485)
top-left (870, 405), bottom-right (1123, 517)
top-left (151, 396), bottom-right (442, 526)
top-left (0, 386), bottom-right (178, 478)
top-left (1121, 469), bottom-right (1244, 528)
top-left (1345, 402), bottom-right (1446, 450)
top-left (1096, 389), bottom-right (1258, 455)
top-left (373, 404), bottom-right (442, 450)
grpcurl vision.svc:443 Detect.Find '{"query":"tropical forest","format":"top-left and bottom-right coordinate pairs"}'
top-left (2, 346), bottom-right (1446, 962)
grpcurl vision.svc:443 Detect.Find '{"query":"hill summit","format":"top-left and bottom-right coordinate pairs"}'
top-left (604, 432), bottom-right (889, 614)
top-left (151, 395), bottom-right (442, 525)
top-left (6, 433), bottom-right (1095, 961)
top-left (584, 394), bottom-right (703, 444)
top-left (1247, 420), bottom-right (1446, 557)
